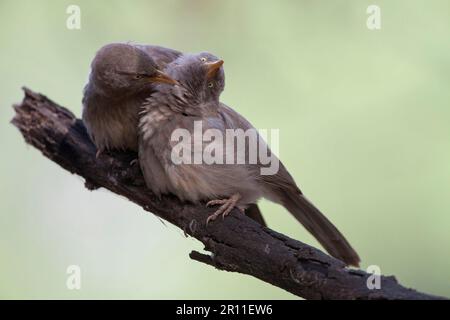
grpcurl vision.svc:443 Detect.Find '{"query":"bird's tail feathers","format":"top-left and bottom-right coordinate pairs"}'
top-left (281, 190), bottom-right (360, 267)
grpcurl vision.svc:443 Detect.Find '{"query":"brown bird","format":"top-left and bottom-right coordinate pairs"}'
top-left (138, 52), bottom-right (360, 266)
top-left (82, 43), bottom-right (178, 156)
top-left (82, 43), bottom-right (266, 225)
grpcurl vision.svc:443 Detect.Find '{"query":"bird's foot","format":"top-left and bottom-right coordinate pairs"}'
top-left (206, 193), bottom-right (243, 225)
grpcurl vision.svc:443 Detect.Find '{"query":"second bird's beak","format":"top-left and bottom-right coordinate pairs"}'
top-left (206, 60), bottom-right (224, 79)
top-left (148, 70), bottom-right (179, 85)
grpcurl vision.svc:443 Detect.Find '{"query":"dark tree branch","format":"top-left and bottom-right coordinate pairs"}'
top-left (11, 88), bottom-right (445, 300)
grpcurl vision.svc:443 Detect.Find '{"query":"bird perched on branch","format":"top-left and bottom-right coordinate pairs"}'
top-left (82, 43), bottom-right (178, 156)
top-left (82, 43), bottom-right (266, 226)
top-left (138, 52), bottom-right (360, 266)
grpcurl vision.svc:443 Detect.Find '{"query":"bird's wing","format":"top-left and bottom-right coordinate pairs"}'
top-left (217, 103), bottom-right (295, 182)
top-left (217, 103), bottom-right (360, 266)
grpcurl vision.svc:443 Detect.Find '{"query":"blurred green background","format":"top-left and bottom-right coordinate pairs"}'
top-left (1, 0), bottom-right (449, 299)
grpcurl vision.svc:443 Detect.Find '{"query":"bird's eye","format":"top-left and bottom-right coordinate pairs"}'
top-left (208, 82), bottom-right (214, 88)
top-left (134, 74), bottom-right (143, 80)
top-left (200, 57), bottom-right (207, 62)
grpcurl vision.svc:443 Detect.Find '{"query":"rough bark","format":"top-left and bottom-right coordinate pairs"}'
top-left (11, 88), bottom-right (445, 300)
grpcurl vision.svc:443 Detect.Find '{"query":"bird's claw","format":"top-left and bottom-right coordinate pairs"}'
top-left (206, 194), bottom-right (243, 225)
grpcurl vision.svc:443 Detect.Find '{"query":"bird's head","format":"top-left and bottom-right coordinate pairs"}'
top-left (90, 43), bottom-right (177, 96)
top-left (165, 52), bottom-right (225, 104)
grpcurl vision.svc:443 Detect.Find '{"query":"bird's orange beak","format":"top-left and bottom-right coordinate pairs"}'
top-left (206, 60), bottom-right (224, 79)
top-left (148, 70), bottom-right (179, 85)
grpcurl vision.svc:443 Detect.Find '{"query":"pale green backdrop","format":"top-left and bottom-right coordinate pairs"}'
top-left (1, 0), bottom-right (449, 299)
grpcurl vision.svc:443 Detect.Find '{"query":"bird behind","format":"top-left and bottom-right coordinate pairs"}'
top-left (82, 43), bottom-right (177, 154)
